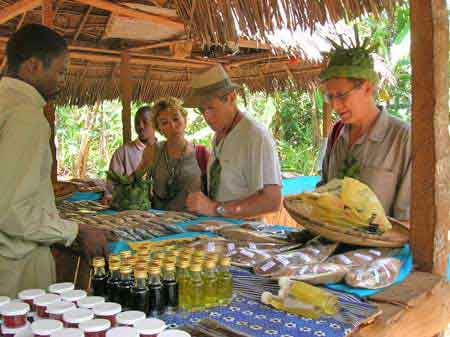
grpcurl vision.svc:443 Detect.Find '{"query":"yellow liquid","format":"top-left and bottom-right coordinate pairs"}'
top-left (189, 271), bottom-right (204, 312)
top-left (203, 270), bottom-right (217, 308)
top-left (217, 270), bottom-right (233, 305)
top-left (262, 292), bottom-right (321, 319)
top-left (177, 270), bottom-right (191, 311)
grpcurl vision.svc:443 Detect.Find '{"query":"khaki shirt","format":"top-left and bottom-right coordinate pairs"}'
top-left (321, 108), bottom-right (411, 220)
top-left (0, 77), bottom-right (78, 296)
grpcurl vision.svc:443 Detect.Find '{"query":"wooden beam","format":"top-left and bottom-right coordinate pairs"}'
top-left (238, 38), bottom-right (273, 50)
top-left (0, 12), bottom-right (27, 74)
top-left (73, 5), bottom-right (92, 42)
top-left (42, 0), bottom-right (54, 27)
top-left (73, 0), bottom-right (184, 30)
top-left (120, 51), bottom-right (132, 144)
top-left (127, 39), bottom-right (188, 52)
top-left (410, 0), bottom-right (450, 276)
top-left (0, 0), bottom-right (41, 25)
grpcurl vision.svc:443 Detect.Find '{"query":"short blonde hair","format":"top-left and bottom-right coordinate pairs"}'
top-left (151, 97), bottom-right (188, 131)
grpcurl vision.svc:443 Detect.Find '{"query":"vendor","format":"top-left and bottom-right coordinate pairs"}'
top-left (136, 97), bottom-right (209, 211)
top-left (184, 65), bottom-right (282, 219)
top-left (102, 106), bottom-right (156, 205)
top-left (0, 24), bottom-right (109, 296)
top-left (319, 40), bottom-right (411, 221)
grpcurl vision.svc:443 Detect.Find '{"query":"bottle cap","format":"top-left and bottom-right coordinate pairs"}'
top-left (31, 319), bottom-right (63, 335)
top-left (92, 257), bottom-right (106, 268)
top-left (79, 319), bottom-right (111, 332)
top-left (18, 289), bottom-right (45, 301)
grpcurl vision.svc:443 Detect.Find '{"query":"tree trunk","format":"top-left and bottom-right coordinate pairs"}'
top-left (310, 93), bottom-right (321, 147)
top-left (75, 107), bottom-right (97, 179)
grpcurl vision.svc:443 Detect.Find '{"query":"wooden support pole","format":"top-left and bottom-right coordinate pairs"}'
top-left (410, 0), bottom-right (450, 276)
top-left (322, 102), bottom-right (332, 137)
top-left (0, 0), bottom-right (41, 25)
top-left (42, 0), bottom-right (54, 27)
top-left (120, 51), bottom-right (132, 144)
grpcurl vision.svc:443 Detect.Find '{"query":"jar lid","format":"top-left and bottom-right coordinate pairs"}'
top-left (18, 289), bottom-right (46, 300)
top-left (133, 318), bottom-right (166, 335)
top-left (34, 294), bottom-right (61, 306)
top-left (48, 283), bottom-right (75, 295)
top-left (0, 296), bottom-right (11, 306)
top-left (1, 322), bottom-right (30, 334)
top-left (63, 309), bottom-right (94, 324)
top-left (93, 302), bottom-right (122, 316)
top-left (158, 329), bottom-right (191, 337)
top-left (46, 301), bottom-right (76, 315)
top-left (31, 319), bottom-right (63, 335)
top-left (61, 290), bottom-right (87, 302)
top-left (79, 319), bottom-right (111, 332)
top-left (116, 311), bottom-right (146, 325)
top-left (77, 296), bottom-right (105, 309)
top-left (1, 301), bottom-right (30, 315)
top-left (106, 327), bottom-right (139, 337)
top-left (50, 328), bottom-right (84, 337)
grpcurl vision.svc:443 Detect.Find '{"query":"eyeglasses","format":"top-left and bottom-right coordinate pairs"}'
top-left (324, 83), bottom-right (363, 103)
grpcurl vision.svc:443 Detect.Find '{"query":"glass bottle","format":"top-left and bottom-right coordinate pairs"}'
top-left (188, 264), bottom-right (204, 312)
top-left (148, 266), bottom-right (165, 317)
top-left (217, 257), bottom-right (233, 305)
top-left (130, 269), bottom-right (149, 313)
top-left (92, 257), bottom-right (107, 297)
top-left (176, 259), bottom-right (191, 312)
top-left (106, 260), bottom-right (121, 303)
top-left (162, 263), bottom-right (178, 314)
top-left (117, 264), bottom-right (133, 310)
top-left (203, 260), bottom-right (217, 308)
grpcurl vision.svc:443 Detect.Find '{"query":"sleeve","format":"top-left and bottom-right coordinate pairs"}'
top-left (247, 129), bottom-right (282, 194)
top-left (0, 107), bottom-right (78, 246)
top-left (104, 146), bottom-right (126, 197)
top-left (317, 139), bottom-right (331, 186)
top-left (393, 130), bottom-right (411, 220)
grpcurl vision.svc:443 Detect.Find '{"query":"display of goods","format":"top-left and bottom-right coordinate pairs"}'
top-left (217, 227), bottom-right (287, 244)
top-left (327, 248), bottom-right (400, 268)
top-left (280, 262), bottom-right (348, 284)
top-left (345, 257), bottom-right (402, 289)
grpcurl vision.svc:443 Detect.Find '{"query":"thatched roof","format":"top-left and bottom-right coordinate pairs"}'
top-left (0, 0), bottom-right (402, 106)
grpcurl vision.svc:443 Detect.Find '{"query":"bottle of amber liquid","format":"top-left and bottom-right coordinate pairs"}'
top-left (162, 262), bottom-right (178, 314)
top-left (188, 263), bottom-right (204, 312)
top-left (117, 264), bottom-right (133, 310)
top-left (106, 260), bottom-right (121, 302)
top-left (217, 257), bottom-right (233, 305)
top-left (131, 269), bottom-right (149, 313)
top-left (148, 265), bottom-right (165, 317)
top-left (92, 257), bottom-right (107, 297)
top-left (203, 260), bottom-right (217, 308)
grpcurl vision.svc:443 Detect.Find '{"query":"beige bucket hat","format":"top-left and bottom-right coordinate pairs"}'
top-left (183, 64), bottom-right (240, 108)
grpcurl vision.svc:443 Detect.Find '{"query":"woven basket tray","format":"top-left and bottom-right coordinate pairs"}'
top-left (284, 197), bottom-right (409, 248)
top-left (53, 181), bottom-right (77, 201)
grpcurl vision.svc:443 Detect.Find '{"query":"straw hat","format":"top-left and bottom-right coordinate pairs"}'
top-left (183, 65), bottom-right (240, 108)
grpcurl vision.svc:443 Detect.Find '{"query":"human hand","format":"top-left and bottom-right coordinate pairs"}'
top-left (75, 223), bottom-right (112, 261)
top-left (186, 191), bottom-right (218, 216)
top-left (100, 195), bottom-right (112, 205)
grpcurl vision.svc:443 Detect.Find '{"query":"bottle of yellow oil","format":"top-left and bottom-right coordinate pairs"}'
top-left (203, 260), bottom-right (217, 308)
top-left (176, 259), bottom-right (191, 311)
top-left (261, 292), bottom-right (321, 319)
top-left (216, 257), bottom-right (233, 305)
top-left (188, 263), bottom-right (204, 312)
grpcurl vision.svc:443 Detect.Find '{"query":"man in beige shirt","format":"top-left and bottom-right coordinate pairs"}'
top-left (102, 106), bottom-right (156, 205)
top-left (0, 24), bottom-right (109, 296)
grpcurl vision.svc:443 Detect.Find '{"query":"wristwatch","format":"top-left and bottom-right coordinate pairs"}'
top-left (216, 203), bottom-right (226, 216)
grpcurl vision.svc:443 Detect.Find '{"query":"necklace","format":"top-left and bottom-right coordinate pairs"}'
top-left (213, 111), bottom-right (241, 159)
top-left (163, 140), bottom-right (188, 200)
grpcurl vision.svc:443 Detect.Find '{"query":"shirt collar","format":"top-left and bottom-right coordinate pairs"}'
top-left (0, 77), bottom-right (47, 108)
top-left (133, 138), bottom-right (147, 150)
top-left (340, 106), bottom-right (388, 144)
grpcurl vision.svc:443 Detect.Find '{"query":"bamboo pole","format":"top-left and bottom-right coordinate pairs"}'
top-left (120, 51), bottom-right (132, 144)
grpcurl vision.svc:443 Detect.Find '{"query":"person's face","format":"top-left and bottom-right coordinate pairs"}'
top-left (30, 52), bottom-right (68, 101)
top-left (135, 110), bottom-right (155, 143)
top-left (199, 92), bottom-right (236, 132)
top-left (323, 78), bottom-right (373, 125)
top-left (156, 109), bottom-right (186, 140)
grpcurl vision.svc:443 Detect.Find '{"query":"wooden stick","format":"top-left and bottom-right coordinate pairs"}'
top-left (0, 0), bottom-right (41, 25)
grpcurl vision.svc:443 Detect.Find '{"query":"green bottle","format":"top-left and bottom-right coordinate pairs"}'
top-left (188, 263), bottom-right (204, 312)
top-left (217, 257), bottom-right (233, 305)
top-left (203, 260), bottom-right (218, 308)
top-left (176, 259), bottom-right (191, 311)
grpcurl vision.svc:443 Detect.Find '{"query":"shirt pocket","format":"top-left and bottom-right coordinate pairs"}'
top-left (359, 166), bottom-right (396, 216)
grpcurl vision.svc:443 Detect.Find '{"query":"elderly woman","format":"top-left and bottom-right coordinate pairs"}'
top-left (319, 41), bottom-right (411, 221)
top-left (136, 97), bottom-right (209, 211)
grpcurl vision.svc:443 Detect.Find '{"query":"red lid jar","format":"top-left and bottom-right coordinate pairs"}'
top-left (48, 283), bottom-right (75, 295)
top-left (133, 318), bottom-right (166, 337)
top-left (106, 327), bottom-right (139, 337)
top-left (31, 319), bottom-right (63, 337)
top-left (1, 321), bottom-right (30, 337)
top-left (1, 302), bottom-right (30, 328)
top-left (0, 296), bottom-right (11, 321)
top-left (61, 290), bottom-right (87, 304)
top-left (50, 328), bottom-right (84, 337)
top-left (79, 319), bottom-right (111, 337)
top-left (34, 294), bottom-right (61, 319)
top-left (93, 303), bottom-right (122, 327)
top-left (46, 302), bottom-right (76, 322)
top-left (18, 289), bottom-right (46, 311)
top-left (77, 297), bottom-right (105, 309)
top-left (116, 311), bottom-right (146, 327)
top-left (62, 309), bottom-right (94, 328)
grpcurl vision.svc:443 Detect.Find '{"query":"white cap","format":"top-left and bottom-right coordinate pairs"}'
top-left (93, 302), bottom-right (122, 316)
top-left (116, 311), bottom-right (146, 325)
top-left (278, 277), bottom-right (291, 289)
top-left (79, 319), bottom-right (111, 332)
top-left (18, 289), bottom-right (46, 301)
top-left (50, 328), bottom-right (84, 337)
top-left (260, 292), bottom-right (273, 305)
top-left (134, 318), bottom-right (166, 335)
top-left (31, 319), bottom-right (63, 335)
top-left (77, 297), bottom-right (105, 309)
top-left (157, 329), bottom-right (191, 337)
top-left (106, 327), bottom-right (139, 337)
top-left (48, 283), bottom-right (75, 295)
top-left (34, 294), bottom-right (61, 307)
top-left (63, 309), bottom-right (94, 324)
top-left (61, 290), bottom-right (87, 303)
top-left (46, 302), bottom-right (76, 315)
top-left (1, 322), bottom-right (30, 334)
top-left (0, 296), bottom-right (11, 306)
top-left (1, 301), bottom-right (30, 316)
